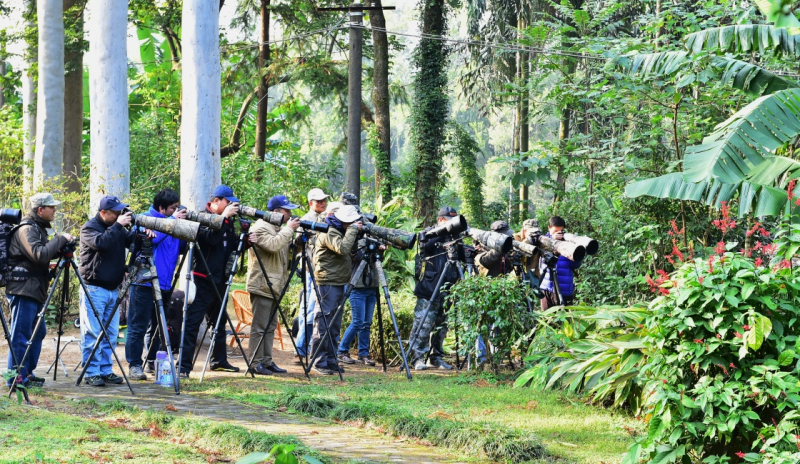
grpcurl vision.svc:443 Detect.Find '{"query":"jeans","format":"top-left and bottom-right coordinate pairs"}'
top-left (338, 288), bottom-right (376, 358)
top-left (6, 295), bottom-right (46, 381)
top-left (125, 285), bottom-right (173, 368)
top-left (310, 285), bottom-right (345, 369)
top-left (295, 274), bottom-right (316, 357)
top-left (179, 277), bottom-right (228, 373)
top-left (80, 285), bottom-right (120, 378)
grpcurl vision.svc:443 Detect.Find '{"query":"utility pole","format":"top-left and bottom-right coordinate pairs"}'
top-left (318, 2), bottom-right (395, 200)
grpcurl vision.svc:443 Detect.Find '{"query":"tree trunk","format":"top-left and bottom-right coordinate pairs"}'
top-left (518, 13), bottom-right (529, 217)
top-left (88, 0), bottom-right (129, 207)
top-left (253, 0), bottom-right (270, 162)
top-left (554, 46), bottom-right (577, 204)
top-left (22, 0), bottom-right (36, 194)
top-left (411, 0), bottom-right (450, 226)
top-left (181, 0), bottom-right (221, 210)
top-left (34, 0), bottom-right (65, 188)
top-left (0, 61), bottom-right (5, 108)
top-left (371, 0), bottom-right (392, 202)
top-left (63, 0), bottom-right (83, 193)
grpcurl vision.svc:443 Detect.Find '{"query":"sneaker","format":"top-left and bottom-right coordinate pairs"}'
top-left (265, 363), bottom-right (287, 374)
top-left (337, 353), bottom-right (356, 364)
top-left (28, 375), bottom-right (45, 387)
top-left (313, 366), bottom-right (335, 376)
top-left (427, 359), bottom-right (454, 370)
top-left (102, 373), bottom-right (125, 384)
top-left (413, 360), bottom-right (428, 371)
top-left (129, 366), bottom-right (147, 381)
top-left (248, 363), bottom-right (273, 376)
top-left (179, 372), bottom-right (190, 380)
top-left (144, 361), bottom-right (155, 374)
top-left (358, 356), bottom-right (376, 366)
top-left (210, 361), bottom-right (240, 373)
top-left (86, 376), bottom-right (105, 387)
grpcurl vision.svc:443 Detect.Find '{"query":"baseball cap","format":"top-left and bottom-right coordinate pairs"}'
top-left (490, 220), bottom-right (514, 237)
top-left (267, 195), bottom-right (300, 211)
top-left (211, 185), bottom-right (239, 203)
top-left (334, 205), bottom-right (361, 223)
top-left (340, 192), bottom-right (359, 206)
top-left (29, 193), bottom-right (61, 209)
top-left (437, 206), bottom-right (459, 218)
top-left (98, 195), bottom-right (128, 212)
top-left (307, 188), bottom-right (330, 202)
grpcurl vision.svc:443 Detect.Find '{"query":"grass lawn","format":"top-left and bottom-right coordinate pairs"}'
top-left (184, 370), bottom-right (642, 463)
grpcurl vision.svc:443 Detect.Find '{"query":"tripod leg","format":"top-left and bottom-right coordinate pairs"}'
top-left (52, 264), bottom-right (71, 381)
top-left (374, 261), bottom-right (411, 380)
top-left (404, 261), bottom-right (455, 363)
top-left (0, 295), bottom-right (22, 379)
top-left (375, 288), bottom-right (387, 372)
top-left (74, 263), bottom-right (135, 395)
top-left (177, 243), bottom-right (194, 379)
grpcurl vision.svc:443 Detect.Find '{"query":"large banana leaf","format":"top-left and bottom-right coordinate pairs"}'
top-left (685, 24), bottom-right (800, 58)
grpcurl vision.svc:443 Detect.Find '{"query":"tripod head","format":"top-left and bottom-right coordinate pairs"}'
top-left (58, 240), bottom-right (78, 259)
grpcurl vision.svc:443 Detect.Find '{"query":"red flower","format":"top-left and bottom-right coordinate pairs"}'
top-left (743, 325), bottom-right (751, 331)
top-left (788, 178), bottom-right (798, 201)
top-left (715, 241), bottom-right (725, 255)
top-left (730, 362), bottom-right (735, 369)
top-left (734, 332), bottom-right (743, 338)
top-left (755, 257), bottom-right (763, 267)
top-left (716, 333), bottom-right (722, 339)
top-left (694, 338), bottom-right (704, 344)
top-left (662, 379), bottom-right (667, 384)
top-left (698, 276), bottom-right (704, 284)
top-left (708, 255), bottom-right (715, 273)
top-left (735, 451), bottom-right (745, 458)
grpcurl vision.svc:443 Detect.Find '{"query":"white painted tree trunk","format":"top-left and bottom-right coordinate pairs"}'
top-left (22, 0), bottom-right (36, 194)
top-left (181, 0), bottom-right (221, 210)
top-left (33, 0), bottom-right (65, 188)
top-left (88, 0), bottom-right (130, 209)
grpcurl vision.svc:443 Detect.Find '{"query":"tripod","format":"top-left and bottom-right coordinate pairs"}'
top-left (197, 220), bottom-right (254, 382)
top-left (2, 293), bottom-right (29, 403)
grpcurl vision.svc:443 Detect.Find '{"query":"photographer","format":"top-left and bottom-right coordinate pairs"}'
top-left (5, 193), bottom-right (73, 387)
top-left (476, 221), bottom-right (514, 277)
top-left (79, 195), bottom-right (136, 387)
top-left (294, 188), bottom-right (330, 361)
top-left (409, 206), bottom-right (462, 371)
top-left (539, 216), bottom-right (582, 309)
top-left (179, 185), bottom-right (241, 377)
top-left (337, 192), bottom-right (379, 367)
top-left (514, 219), bottom-right (542, 281)
top-left (310, 204), bottom-right (361, 375)
top-left (245, 195), bottom-right (300, 375)
top-left (124, 188), bottom-right (187, 381)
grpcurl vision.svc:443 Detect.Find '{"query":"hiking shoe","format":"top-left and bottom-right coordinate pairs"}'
top-left (210, 361), bottom-right (240, 372)
top-left (313, 366), bottom-right (335, 376)
top-left (129, 366), bottom-right (147, 381)
top-left (179, 372), bottom-right (190, 380)
top-left (427, 359), bottom-right (454, 370)
top-left (337, 353), bottom-right (356, 364)
top-left (265, 363), bottom-right (287, 374)
top-left (27, 375), bottom-right (45, 387)
top-left (413, 360), bottom-right (428, 371)
top-left (358, 356), bottom-right (376, 366)
top-left (144, 361), bottom-right (155, 374)
top-left (248, 363), bottom-right (273, 376)
top-left (86, 376), bottom-right (105, 387)
top-left (102, 373), bottom-right (124, 384)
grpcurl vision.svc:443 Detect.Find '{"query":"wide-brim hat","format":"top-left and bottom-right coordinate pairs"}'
top-left (307, 188), bottom-right (330, 202)
top-left (333, 204), bottom-right (361, 223)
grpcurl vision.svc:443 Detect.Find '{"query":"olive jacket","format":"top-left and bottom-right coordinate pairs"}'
top-left (246, 219), bottom-right (295, 299)
top-left (313, 226), bottom-right (359, 286)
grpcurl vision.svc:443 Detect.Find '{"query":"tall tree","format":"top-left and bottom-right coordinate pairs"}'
top-left (34, 0), bottom-right (65, 188)
top-left (63, 0), bottom-right (85, 193)
top-left (253, 0), bottom-right (270, 162)
top-left (181, 0), bottom-right (221, 210)
top-left (22, 0), bottom-right (36, 194)
top-left (88, 0), bottom-right (129, 207)
top-left (370, 0), bottom-right (392, 202)
top-left (410, 0), bottom-right (451, 225)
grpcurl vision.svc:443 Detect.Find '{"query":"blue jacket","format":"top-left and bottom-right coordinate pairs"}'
top-left (134, 206), bottom-right (186, 291)
top-left (539, 235), bottom-right (582, 296)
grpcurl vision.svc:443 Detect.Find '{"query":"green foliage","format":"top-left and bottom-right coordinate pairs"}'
top-left (445, 121), bottom-right (486, 228)
top-left (629, 252), bottom-right (800, 462)
top-left (447, 276), bottom-right (536, 373)
top-left (366, 123), bottom-right (393, 202)
top-left (515, 304), bottom-right (648, 412)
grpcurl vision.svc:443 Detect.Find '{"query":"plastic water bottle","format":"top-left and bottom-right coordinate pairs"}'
top-left (159, 357), bottom-right (174, 387)
top-left (154, 351), bottom-right (168, 385)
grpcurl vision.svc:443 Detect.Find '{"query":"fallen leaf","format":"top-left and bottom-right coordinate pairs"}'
top-left (164, 404), bottom-right (178, 412)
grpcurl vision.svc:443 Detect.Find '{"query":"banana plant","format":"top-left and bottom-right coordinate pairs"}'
top-left (620, 1), bottom-right (800, 218)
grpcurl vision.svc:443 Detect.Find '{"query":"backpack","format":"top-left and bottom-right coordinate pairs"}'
top-left (0, 220), bottom-right (39, 287)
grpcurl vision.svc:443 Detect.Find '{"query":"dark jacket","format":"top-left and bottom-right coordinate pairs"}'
top-left (352, 238), bottom-right (381, 289)
top-left (192, 207), bottom-right (239, 284)
top-left (79, 213), bottom-right (136, 290)
top-left (476, 250), bottom-right (512, 277)
top-left (6, 213), bottom-right (69, 303)
top-left (413, 228), bottom-right (462, 300)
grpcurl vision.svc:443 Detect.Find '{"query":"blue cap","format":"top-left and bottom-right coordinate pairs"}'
top-left (98, 195), bottom-right (128, 212)
top-left (268, 195), bottom-right (300, 212)
top-left (212, 185), bottom-right (239, 203)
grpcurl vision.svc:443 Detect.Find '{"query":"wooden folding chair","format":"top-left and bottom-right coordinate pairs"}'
top-left (230, 290), bottom-right (283, 349)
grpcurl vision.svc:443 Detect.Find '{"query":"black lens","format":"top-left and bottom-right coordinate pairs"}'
top-left (299, 220), bottom-right (329, 233)
top-left (0, 208), bottom-right (22, 225)
top-left (426, 214), bottom-right (468, 238)
top-left (361, 213), bottom-right (377, 223)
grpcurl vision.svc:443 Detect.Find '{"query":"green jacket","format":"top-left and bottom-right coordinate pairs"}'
top-left (313, 226), bottom-right (359, 286)
top-left (246, 219), bottom-right (295, 299)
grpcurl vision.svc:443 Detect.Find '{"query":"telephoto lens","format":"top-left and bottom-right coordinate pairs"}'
top-left (0, 208), bottom-right (22, 225)
top-left (513, 239), bottom-right (538, 257)
top-left (130, 213), bottom-right (200, 242)
top-left (467, 228), bottom-right (513, 254)
top-left (239, 205), bottom-right (284, 227)
top-left (528, 233), bottom-right (585, 262)
top-left (362, 223), bottom-right (417, 250)
top-left (424, 214), bottom-right (468, 239)
top-left (563, 233), bottom-right (599, 255)
top-left (297, 219), bottom-right (329, 233)
top-left (181, 207), bottom-right (225, 231)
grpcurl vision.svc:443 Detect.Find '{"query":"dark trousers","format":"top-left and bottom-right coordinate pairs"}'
top-left (125, 284), bottom-right (175, 368)
top-left (540, 290), bottom-right (574, 310)
top-left (179, 277), bottom-right (228, 373)
top-left (6, 295), bottom-right (46, 381)
top-left (409, 295), bottom-right (448, 364)
top-left (310, 285), bottom-right (345, 369)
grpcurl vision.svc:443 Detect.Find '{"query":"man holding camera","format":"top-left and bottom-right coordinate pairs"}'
top-left (409, 206), bottom-right (461, 371)
top-left (125, 188), bottom-right (187, 381)
top-left (310, 204), bottom-right (361, 375)
top-left (79, 195), bottom-right (136, 387)
top-left (179, 185), bottom-right (242, 377)
top-left (5, 193), bottom-right (73, 387)
top-left (539, 216), bottom-right (582, 309)
top-left (476, 221), bottom-right (514, 277)
top-left (245, 195), bottom-right (300, 375)
top-left (294, 188), bottom-right (329, 361)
